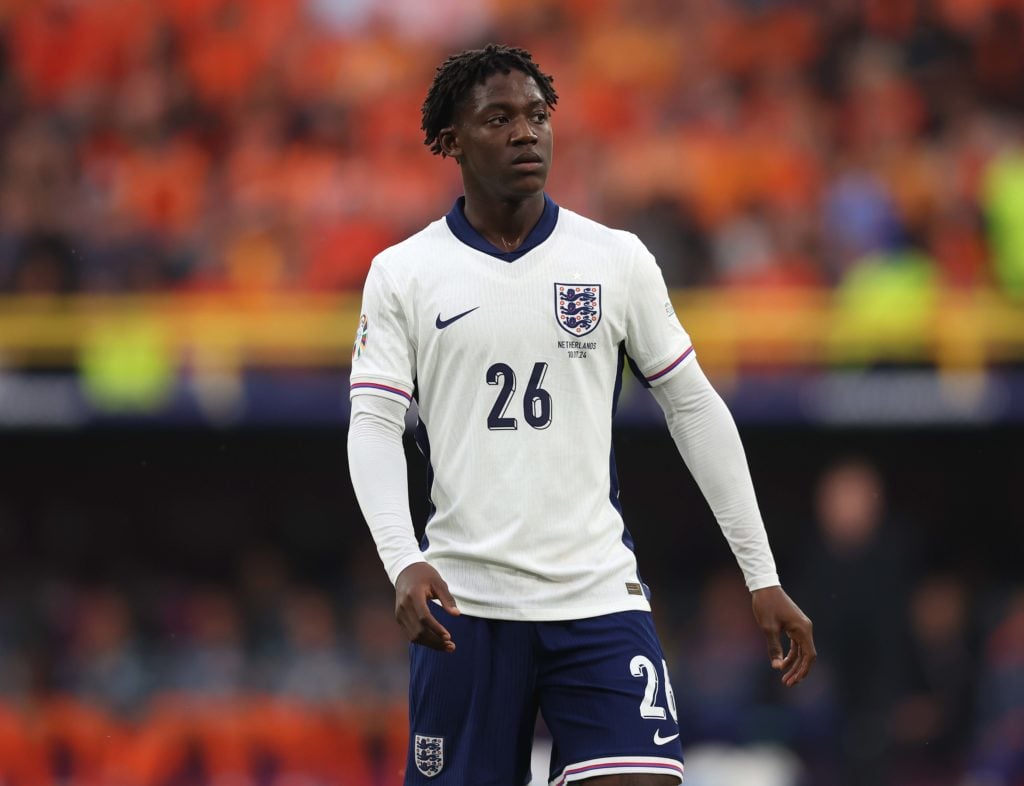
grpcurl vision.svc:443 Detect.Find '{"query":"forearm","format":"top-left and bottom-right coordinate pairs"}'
top-left (650, 361), bottom-right (779, 590)
top-left (347, 395), bottom-right (427, 584)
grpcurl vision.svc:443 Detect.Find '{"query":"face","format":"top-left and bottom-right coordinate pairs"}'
top-left (440, 69), bottom-right (553, 202)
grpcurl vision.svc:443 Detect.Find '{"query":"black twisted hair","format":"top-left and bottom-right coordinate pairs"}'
top-left (421, 43), bottom-right (558, 157)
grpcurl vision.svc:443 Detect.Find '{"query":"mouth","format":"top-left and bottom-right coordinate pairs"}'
top-left (511, 153), bottom-right (544, 170)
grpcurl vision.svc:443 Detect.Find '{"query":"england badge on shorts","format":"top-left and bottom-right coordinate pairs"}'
top-left (414, 734), bottom-right (444, 777)
top-left (555, 283), bottom-right (602, 336)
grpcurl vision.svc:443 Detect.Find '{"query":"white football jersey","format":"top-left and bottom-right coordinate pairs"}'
top-left (350, 196), bottom-right (695, 621)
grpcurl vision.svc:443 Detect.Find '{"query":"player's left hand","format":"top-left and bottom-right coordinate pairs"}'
top-left (394, 562), bottom-right (460, 653)
top-left (751, 585), bottom-right (816, 687)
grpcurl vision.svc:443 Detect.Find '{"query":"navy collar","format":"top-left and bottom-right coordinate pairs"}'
top-left (445, 194), bottom-right (559, 262)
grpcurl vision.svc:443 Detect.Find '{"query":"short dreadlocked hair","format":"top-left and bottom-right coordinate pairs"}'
top-left (421, 44), bottom-right (558, 157)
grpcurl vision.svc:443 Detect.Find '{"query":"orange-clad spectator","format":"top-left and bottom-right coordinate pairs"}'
top-left (576, 17), bottom-right (682, 95)
top-left (32, 697), bottom-right (127, 786)
top-left (9, 0), bottom-right (159, 107)
top-left (864, 0), bottom-right (919, 38)
top-left (277, 25), bottom-right (352, 104)
top-left (222, 219), bottom-right (294, 292)
top-left (160, 0), bottom-right (301, 107)
top-left (882, 144), bottom-right (947, 230)
top-left (223, 118), bottom-right (291, 215)
top-left (0, 703), bottom-right (47, 786)
top-left (281, 143), bottom-right (350, 220)
top-left (837, 43), bottom-right (928, 152)
top-left (112, 696), bottom-right (250, 785)
top-left (104, 139), bottom-right (211, 238)
top-left (679, 132), bottom-right (751, 229)
top-left (363, 701), bottom-right (411, 786)
top-left (331, 34), bottom-right (430, 103)
top-left (972, 6), bottom-right (1024, 109)
top-left (939, 0), bottom-right (1018, 32)
top-left (927, 204), bottom-right (989, 287)
top-left (245, 698), bottom-right (376, 785)
top-left (303, 215), bottom-right (397, 291)
top-left (742, 134), bottom-right (823, 215)
top-left (710, 5), bottom-right (821, 78)
top-left (362, 147), bottom-right (461, 227)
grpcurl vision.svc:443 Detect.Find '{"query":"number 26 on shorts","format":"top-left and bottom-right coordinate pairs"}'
top-left (630, 655), bottom-right (678, 722)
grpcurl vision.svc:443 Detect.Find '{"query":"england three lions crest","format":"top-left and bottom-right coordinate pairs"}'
top-left (555, 283), bottom-right (602, 336)
top-left (414, 734), bottom-right (444, 777)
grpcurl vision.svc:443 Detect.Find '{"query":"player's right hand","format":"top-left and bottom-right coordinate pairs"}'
top-left (394, 562), bottom-right (460, 652)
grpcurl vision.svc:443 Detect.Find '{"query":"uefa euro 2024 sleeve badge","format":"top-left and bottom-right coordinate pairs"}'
top-left (414, 734), bottom-right (444, 777)
top-left (555, 284), bottom-right (602, 336)
top-left (352, 314), bottom-right (368, 361)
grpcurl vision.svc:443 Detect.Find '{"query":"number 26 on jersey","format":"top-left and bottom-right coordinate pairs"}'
top-left (486, 362), bottom-right (552, 430)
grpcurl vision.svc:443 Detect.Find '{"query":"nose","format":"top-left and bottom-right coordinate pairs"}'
top-left (510, 116), bottom-right (538, 145)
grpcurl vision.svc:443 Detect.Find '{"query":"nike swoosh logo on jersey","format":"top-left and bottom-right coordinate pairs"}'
top-left (653, 730), bottom-right (680, 745)
top-left (435, 307), bottom-right (479, 329)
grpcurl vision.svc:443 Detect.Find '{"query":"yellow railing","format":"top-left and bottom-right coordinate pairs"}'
top-left (0, 289), bottom-right (1022, 372)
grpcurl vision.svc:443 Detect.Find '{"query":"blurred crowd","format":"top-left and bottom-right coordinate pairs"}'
top-left (0, 457), bottom-right (1021, 784)
top-left (1, 0), bottom-right (1024, 297)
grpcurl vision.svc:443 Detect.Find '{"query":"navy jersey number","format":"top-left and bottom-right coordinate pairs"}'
top-left (486, 362), bottom-right (552, 430)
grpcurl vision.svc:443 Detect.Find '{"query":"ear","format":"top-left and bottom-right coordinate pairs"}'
top-left (439, 126), bottom-right (461, 161)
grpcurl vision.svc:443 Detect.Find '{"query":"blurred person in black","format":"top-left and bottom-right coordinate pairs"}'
top-left (967, 588), bottom-right (1024, 785)
top-left (889, 574), bottom-right (976, 786)
top-left (795, 457), bottom-right (910, 786)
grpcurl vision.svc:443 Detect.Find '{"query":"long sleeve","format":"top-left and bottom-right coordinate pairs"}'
top-left (347, 394), bottom-right (427, 585)
top-left (648, 359), bottom-right (780, 590)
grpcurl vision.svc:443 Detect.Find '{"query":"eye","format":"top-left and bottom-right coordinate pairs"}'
top-left (487, 115), bottom-right (509, 126)
top-left (532, 111), bottom-right (549, 123)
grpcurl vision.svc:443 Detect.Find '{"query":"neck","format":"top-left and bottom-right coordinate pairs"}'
top-left (462, 192), bottom-right (546, 252)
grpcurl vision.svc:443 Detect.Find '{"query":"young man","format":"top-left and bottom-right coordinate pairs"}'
top-left (348, 44), bottom-right (815, 785)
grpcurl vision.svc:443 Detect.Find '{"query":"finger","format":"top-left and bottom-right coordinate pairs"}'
top-left (399, 593), bottom-right (455, 652)
top-left (779, 639), bottom-right (799, 671)
top-left (417, 600), bottom-right (454, 645)
top-left (432, 579), bottom-right (460, 617)
top-left (784, 646), bottom-right (814, 686)
top-left (782, 643), bottom-right (803, 685)
top-left (414, 627), bottom-right (456, 652)
top-left (783, 629), bottom-right (816, 686)
top-left (407, 614), bottom-right (455, 652)
top-left (764, 627), bottom-right (785, 670)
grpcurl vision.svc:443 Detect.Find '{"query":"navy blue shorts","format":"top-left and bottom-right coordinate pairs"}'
top-left (405, 608), bottom-right (685, 785)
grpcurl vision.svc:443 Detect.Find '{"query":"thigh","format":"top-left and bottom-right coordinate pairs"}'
top-left (536, 611), bottom-right (684, 786)
top-left (405, 606), bottom-right (538, 786)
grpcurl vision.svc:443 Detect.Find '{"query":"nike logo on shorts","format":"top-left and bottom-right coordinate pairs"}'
top-left (435, 307), bottom-right (479, 329)
top-left (653, 729), bottom-right (680, 745)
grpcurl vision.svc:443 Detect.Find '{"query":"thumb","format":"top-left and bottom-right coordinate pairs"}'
top-left (433, 579), bottom-right (460, 616)
top-left (765, 627), bottom-right (784, 669)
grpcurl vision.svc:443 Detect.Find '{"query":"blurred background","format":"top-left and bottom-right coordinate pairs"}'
top-left (0, 0), bottom-right (1023, 784)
